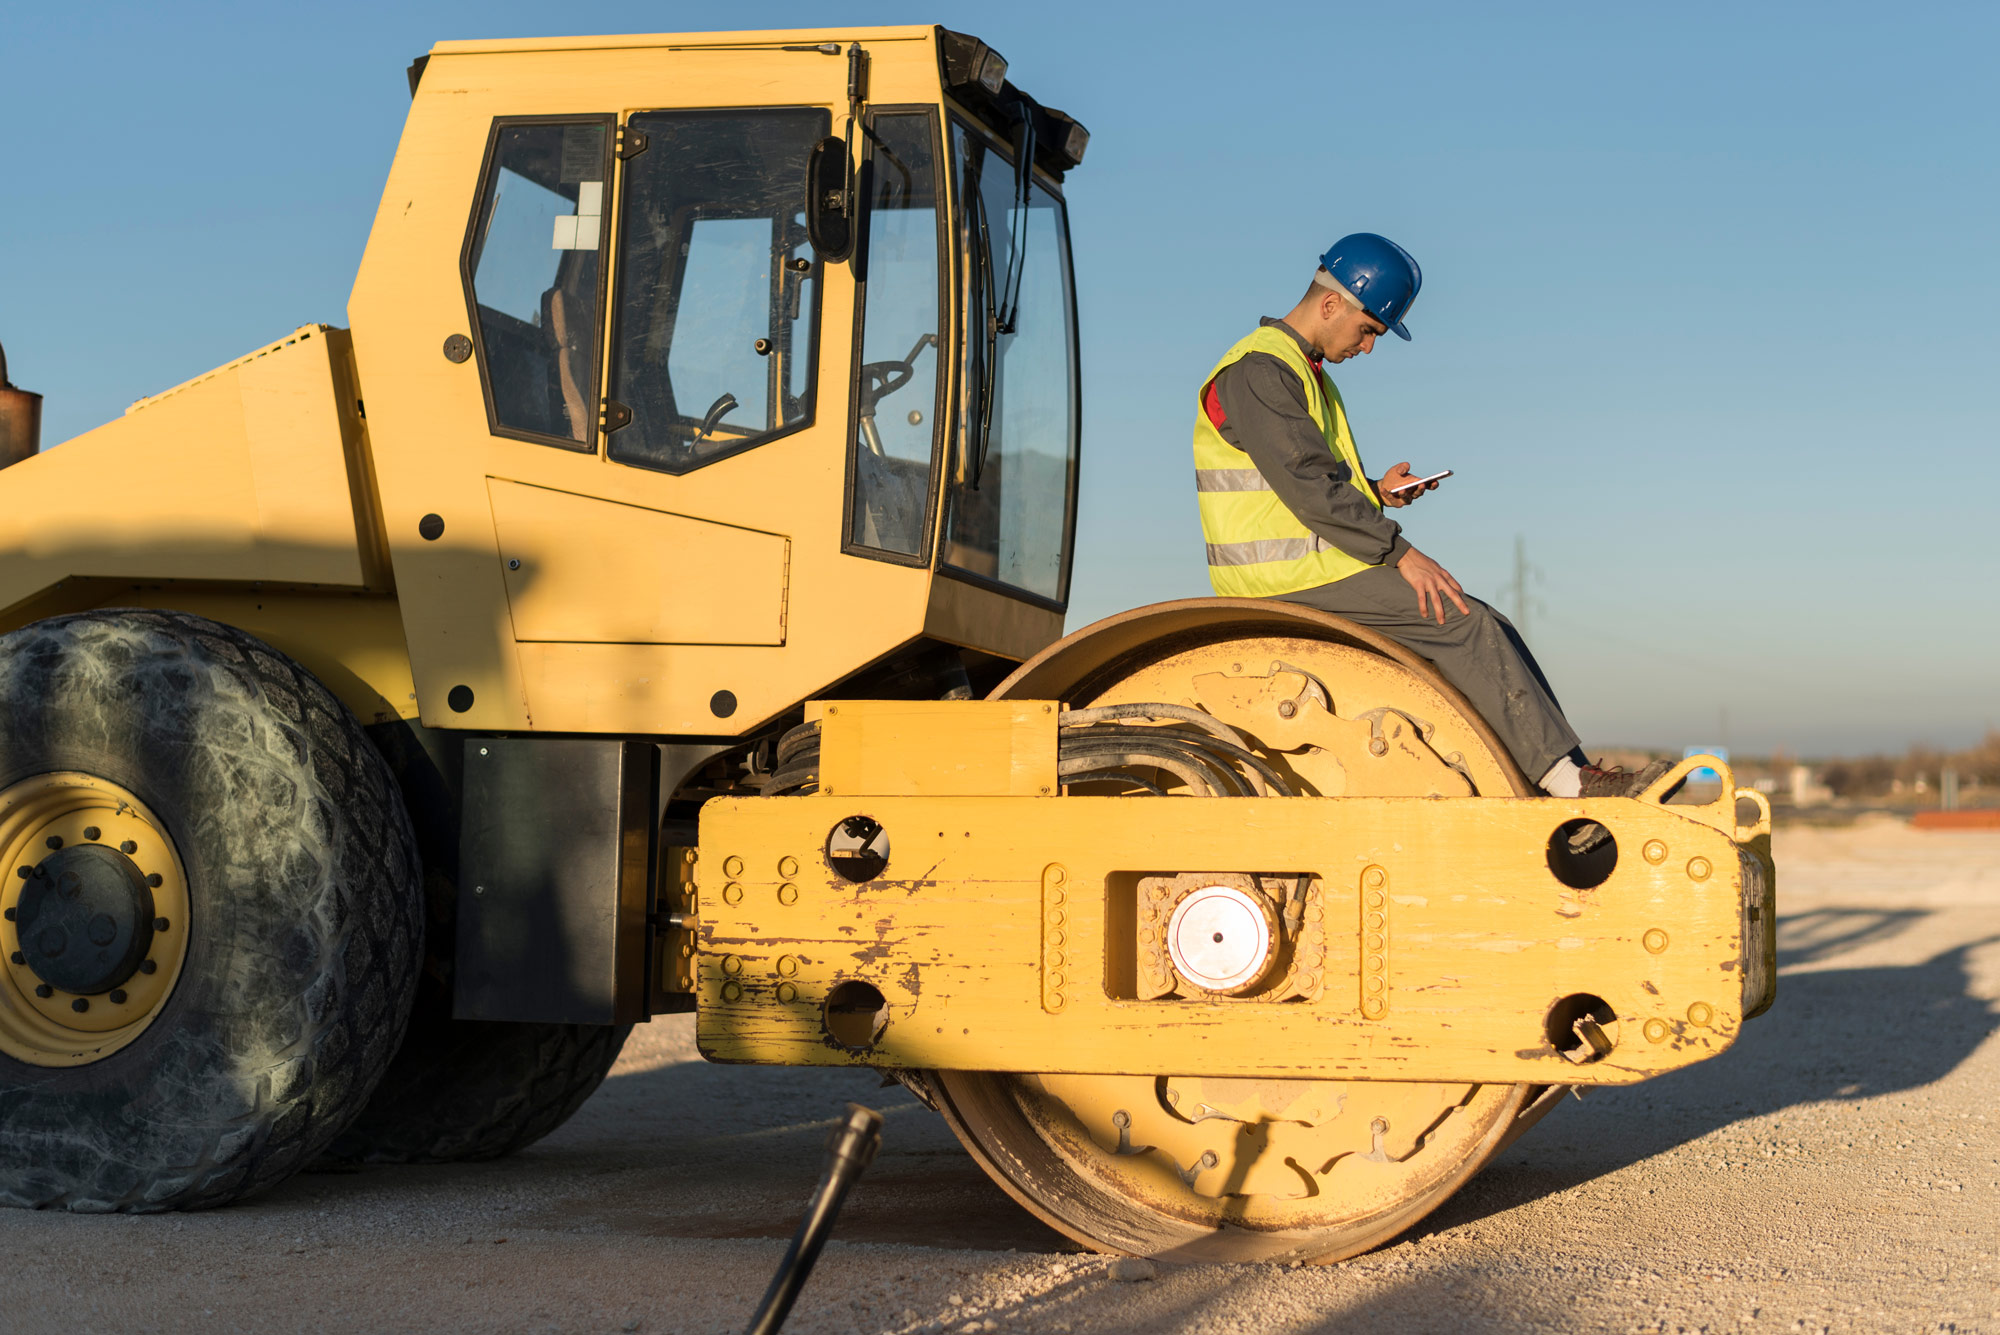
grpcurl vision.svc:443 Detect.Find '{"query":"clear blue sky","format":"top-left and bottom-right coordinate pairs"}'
top-left (4, 2), bottom-right (1995, 756)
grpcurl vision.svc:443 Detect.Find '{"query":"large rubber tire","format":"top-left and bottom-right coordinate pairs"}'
top-left (0, 610), bottom-right (423, 1211)
top-left (318, 722), bottom-right (629, 1165)
top-left (321, 1017), bottom-right (629, 1163)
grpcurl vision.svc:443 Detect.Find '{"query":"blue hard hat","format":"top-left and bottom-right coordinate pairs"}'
top-left (1319, 233), bottom-right (1422, 340)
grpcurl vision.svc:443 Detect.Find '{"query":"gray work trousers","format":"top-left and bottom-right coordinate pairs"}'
top-left (1276, 566), bottom-right (1581, 782)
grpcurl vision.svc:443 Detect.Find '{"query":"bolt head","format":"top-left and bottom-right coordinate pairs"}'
top-left (152, 917), bottom-right (170, 932)
top-left (34, 983), bottom-right (52, 998)
top-left (44, 836), bottom-right (62, 850)
top-left (70, 997), bottom-right (88, 1013)
top-left (109, 989), bottom-right (127, 1004)
top-left (139, 960), bottom-right (157, 975)
top-left (120, 840), bottom-right (137, 855)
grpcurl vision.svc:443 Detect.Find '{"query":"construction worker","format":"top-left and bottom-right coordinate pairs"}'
top-left (1192, 233), bottom-right (1655, 798)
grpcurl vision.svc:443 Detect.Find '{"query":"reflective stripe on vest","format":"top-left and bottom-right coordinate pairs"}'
top-left (1206, 535), bottom-right (1331, 566)
top-left (1193, 467), bottom-right (1274, 493)
top-left (1190, 326), bottom-right (1382, 597)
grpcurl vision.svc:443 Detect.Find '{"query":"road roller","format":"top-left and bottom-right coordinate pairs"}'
top-left (0, 26), bottom-right (1774, 1260)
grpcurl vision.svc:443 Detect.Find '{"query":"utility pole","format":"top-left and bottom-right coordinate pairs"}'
top-left (1497, 535), bottom-right (1543, 642)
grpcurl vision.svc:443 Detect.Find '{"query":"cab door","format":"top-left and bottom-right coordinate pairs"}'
top-left (353, 42), bottom-right (926, 736)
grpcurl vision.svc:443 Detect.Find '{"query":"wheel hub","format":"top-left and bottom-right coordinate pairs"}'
top-left (0, 773), bottom-right (190, 1066)
top-left (16, 843), bottom-right (155, 995)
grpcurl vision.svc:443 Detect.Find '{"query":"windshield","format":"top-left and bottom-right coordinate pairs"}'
top-left (942, 120), bottom-right (1079, 605)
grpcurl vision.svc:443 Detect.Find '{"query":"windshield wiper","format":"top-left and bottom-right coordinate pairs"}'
top-left (969, 113), bottom-right (1036, 491)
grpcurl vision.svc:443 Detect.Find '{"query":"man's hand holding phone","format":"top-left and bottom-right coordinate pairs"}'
top-left (1378, 462), bottom-right (1452, 508)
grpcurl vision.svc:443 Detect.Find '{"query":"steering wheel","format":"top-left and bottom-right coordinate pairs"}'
top-left (857, 333), bottom-right (938, 415)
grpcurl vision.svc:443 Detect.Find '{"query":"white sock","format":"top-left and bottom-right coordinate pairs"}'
top-left (1539, 756), bottom-right (1583, 798)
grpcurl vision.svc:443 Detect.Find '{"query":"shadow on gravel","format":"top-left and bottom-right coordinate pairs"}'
top-left (1429, 910), bottom-right (2000, 1234)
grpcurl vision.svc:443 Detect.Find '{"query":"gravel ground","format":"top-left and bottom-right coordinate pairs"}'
top-left (7, 815), bottom-right (1997, 1335)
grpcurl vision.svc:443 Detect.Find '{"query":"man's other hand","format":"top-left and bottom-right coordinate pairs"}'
top-left (1396, 547), bottom-right (1471, 624)
top-left (1377, 462), bottom-right (1438, 508)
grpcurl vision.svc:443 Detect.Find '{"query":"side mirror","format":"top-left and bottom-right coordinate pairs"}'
top-left (805, 136), bottom-right (855, 262)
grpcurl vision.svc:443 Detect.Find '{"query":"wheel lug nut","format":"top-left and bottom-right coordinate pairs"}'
top-left (3, 907), bottom-right (14, 920)
top-left (147, 874), bottom-right (162, 888)
top-left (83, 826), bottom-right (100, 841)
top-left (71, 998), bottom-right (88, 1013)
top-left (153, 917), bottom-right (170, 932)
top-left (120, 840), bottom-right (137, 855)
top-left (139, 960), bottom-right (157, 975)
top-left (44, 836), bottom-right (62, 850)
top-left (9, 952), bottom-right (21, 965)
top-left (16, 866), bottom-right (30, 879)
top-left (33, 984), bottom-right (52, 998)
top-left (109, 989), bottom-right (128, 1004)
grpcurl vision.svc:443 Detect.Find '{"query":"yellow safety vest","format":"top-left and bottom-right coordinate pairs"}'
top-left (1191, 325), bottom-right (1384, 596)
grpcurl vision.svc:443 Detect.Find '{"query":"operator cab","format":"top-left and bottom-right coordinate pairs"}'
top-left (364, 27), bottom-right (1086, 737)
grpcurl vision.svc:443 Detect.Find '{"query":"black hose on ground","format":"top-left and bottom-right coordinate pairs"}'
top-left (742, 1103), bottom-right (884, 1335)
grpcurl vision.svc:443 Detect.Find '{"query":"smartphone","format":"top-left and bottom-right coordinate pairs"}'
top-left (1387, 469), bottom-right (1453, 496)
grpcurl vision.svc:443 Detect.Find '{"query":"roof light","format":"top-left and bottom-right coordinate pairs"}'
top-left (1063, 122), bottom-right (1089, 166)
top-left (977, 49), bottom-right (1008, 93)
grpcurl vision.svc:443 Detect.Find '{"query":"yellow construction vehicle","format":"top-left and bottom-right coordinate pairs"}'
top-left (0, 26), bottom-right (1772, 1259)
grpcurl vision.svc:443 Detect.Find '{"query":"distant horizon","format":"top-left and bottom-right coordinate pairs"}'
top-left (4, 2), bottom-right (1994, 756)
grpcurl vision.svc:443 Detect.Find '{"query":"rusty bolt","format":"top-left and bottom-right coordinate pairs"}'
top-left (83, 827), bottom-right (100, 842)
top-left (1277, 699), bottom-right (1297, 719)
top-left (1369, 738), bottom-right (1389, 756)
top-left (120, 840), bottom-right (137, 855)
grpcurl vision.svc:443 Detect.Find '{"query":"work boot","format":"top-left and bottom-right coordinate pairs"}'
top-left (1566, 760), bottom-right (1676, 858)
top-left (1577, 758), bottom-right (1675, 799)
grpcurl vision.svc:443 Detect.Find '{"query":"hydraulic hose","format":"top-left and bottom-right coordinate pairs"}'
top-left (742, 1103), bottom-right (884, 1335)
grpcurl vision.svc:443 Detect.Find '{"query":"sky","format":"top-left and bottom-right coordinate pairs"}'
top-left (3, 1), bottom-right (1995, 757)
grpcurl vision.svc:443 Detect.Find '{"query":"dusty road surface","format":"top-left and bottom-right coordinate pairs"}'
top-left (8, 816), bottom-right (1998, 1335)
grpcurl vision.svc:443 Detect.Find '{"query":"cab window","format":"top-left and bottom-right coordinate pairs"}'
top-left (943, 121), bottom-right (1080, 606)
top-left (846, 111), bottom-right (946, 560)
top-left (606, 109), bottom-right (828, 474)
top-left (462, 118), bottom-right (612, 449)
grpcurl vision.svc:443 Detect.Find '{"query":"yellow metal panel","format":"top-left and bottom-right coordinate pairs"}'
top-left (488, 477), bottom-right (787, 645)
top-left (695, 792), bottom-right (1762, 1085)
top-left (813, 700), bottom-right (1058, 797)
top-left (237, 340), bottom-right (368, 576)
top-left (0, 328), bottom-right (370, 622)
